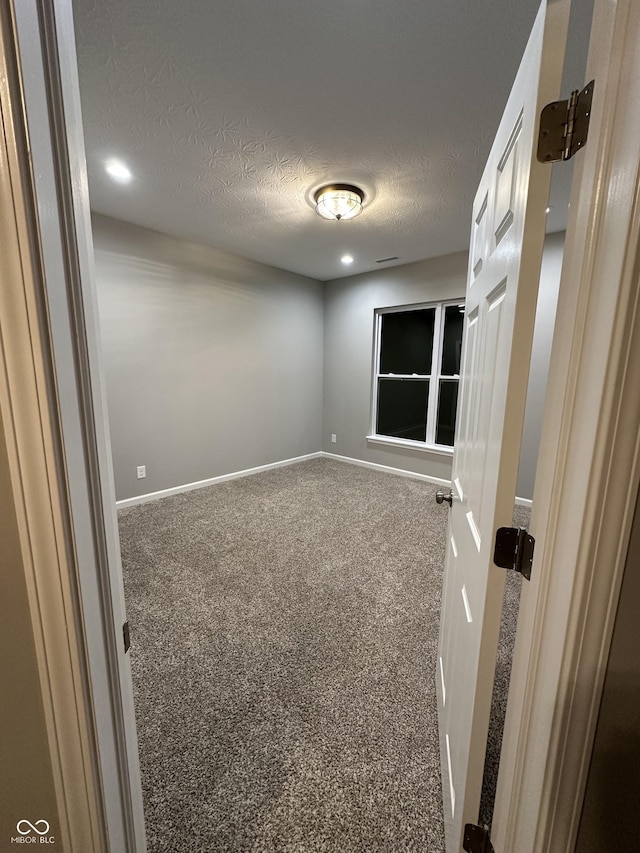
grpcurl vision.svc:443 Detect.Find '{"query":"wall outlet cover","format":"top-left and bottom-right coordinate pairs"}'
top-left (331, 434), bottom-right (337, 443)
top-left (136, 465), bottom-right (146, 479)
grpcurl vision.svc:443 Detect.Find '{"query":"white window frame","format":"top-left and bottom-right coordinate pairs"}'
top-left (367, 300), bottom-right (464, 454)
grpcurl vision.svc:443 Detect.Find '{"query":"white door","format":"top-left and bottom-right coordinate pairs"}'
top-left (436, 2), bottom-right (571, 850)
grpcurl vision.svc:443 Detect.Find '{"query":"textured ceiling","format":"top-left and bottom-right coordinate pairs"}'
top-left (72, 0), bottom-right (587, 281)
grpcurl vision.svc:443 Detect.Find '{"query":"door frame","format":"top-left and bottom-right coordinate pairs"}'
top-left (3, 0), bottom-right (640, 851)
top-left (1, 1), bottom-right (145, 850)
top-left (493, 0), bottom-right (640, 850)
top-left (0, 5), bottom-right (105, 848)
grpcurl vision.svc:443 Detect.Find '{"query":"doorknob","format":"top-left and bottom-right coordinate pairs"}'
top-left (436, 489), bottom-right (453, 507)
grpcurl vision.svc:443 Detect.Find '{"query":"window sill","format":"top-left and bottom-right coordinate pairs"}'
top-left (366, 435), bottom-right (454, 457)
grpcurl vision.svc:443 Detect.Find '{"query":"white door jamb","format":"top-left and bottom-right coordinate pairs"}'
top-left (4, 1), bottom-right (146, 850)
top-left (493, 1), bottom-right (640, 849)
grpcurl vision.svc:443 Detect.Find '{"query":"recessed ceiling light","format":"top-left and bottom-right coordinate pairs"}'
top-left (546, 206), bottom-right (553, 213)
top-left (105, 159), bottom-right (132, 184)
top-left (341, 254), bottom-right (354, 265)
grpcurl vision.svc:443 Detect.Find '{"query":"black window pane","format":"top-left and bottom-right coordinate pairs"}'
top-left (380, 309), bottom-right (434, 375)
top-left (436, 380), bottom-right (459, 446)
top-left (441, 305), bottom-right (464, 376)
top-left (377, 378), bottom-right (428, 442)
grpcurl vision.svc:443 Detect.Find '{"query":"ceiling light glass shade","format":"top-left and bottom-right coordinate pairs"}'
top-left (314, 184), bottom-right (363, 221)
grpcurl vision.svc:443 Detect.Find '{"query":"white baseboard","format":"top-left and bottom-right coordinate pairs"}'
top-left (320, 451), bottom-right (452, 486)
top-left (116, 448), bottom-right (532, 510)
top-left (323, 452), bottom-right (534, 507)
top-left (116, 452), bottom-right (323, 508)
top-left (515, 496), bottom-right (533, 508)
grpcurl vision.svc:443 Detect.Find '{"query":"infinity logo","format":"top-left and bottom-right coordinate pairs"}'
top-left (16, 820), bottom-right (50, 836)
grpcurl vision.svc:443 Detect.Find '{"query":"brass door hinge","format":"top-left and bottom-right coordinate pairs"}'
top-left (537, 80), bottom-right (594, 163)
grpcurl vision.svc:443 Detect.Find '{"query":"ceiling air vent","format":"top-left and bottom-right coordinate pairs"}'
top-left (375, 256), bottom-right (399, 264)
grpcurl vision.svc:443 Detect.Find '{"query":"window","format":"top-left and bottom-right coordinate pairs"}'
top-left (370, 301), bottom-right (464, 451)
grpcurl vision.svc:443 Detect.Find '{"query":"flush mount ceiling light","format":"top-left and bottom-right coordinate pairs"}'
top-left (314, 184), bottom-right (364, 221)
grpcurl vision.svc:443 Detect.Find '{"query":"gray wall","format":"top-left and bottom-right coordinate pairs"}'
top-left (94, 215), bottom-right (562, 501)
top-left (93, 215), bottom-right (324, 500)
top-left (322, 252), bottom-right (468, 482)
top-left (322, 235), bottom-right (564, 497)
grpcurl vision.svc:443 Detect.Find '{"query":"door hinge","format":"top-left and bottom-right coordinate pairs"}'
top-left (493, 526), bottom-right (535, 581)
top-left (537, 79), bottom-right (594, 163)
top-left (123, 620), bottom-right (131, 653)
top-left (463, 823), bottom-right (495, 853)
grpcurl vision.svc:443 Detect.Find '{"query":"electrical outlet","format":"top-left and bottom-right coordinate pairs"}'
top-left (136, 465), bottom-right (146, 479)
top-left (331, 434), bottom-right (337, 444)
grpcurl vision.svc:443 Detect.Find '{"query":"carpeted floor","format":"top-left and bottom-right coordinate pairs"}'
top-left (119, 458), bottom-right (447, 852)
top-left (119, 457), bottom-right (523, 851)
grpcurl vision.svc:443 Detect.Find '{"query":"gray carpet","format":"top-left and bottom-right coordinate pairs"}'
top-left (119, 458), bottom-right (448, 852)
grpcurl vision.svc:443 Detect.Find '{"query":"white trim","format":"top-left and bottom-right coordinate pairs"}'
top-left (9, 1), bottom-right (146, 848)
top-left (106, 445), bottom-right (525, 514)
top-left (0, 5), bottom-right (105, 848)
top-left (321, 451), bottom-right (452, 486)
top-left (514, 496), bottom-right (532, 508)
top-left (371, 299), bottom-right (464, 448)
top-left (493, 2), bottom-right (640, 849)
top-left (426, 305), bottom-right (444, 442)
top-left (366, 434), bottom-right (454, 457)
top-left (370, 309), bottom-right (383, 434)
top-left (116, 453), bottom-right (324, 508)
